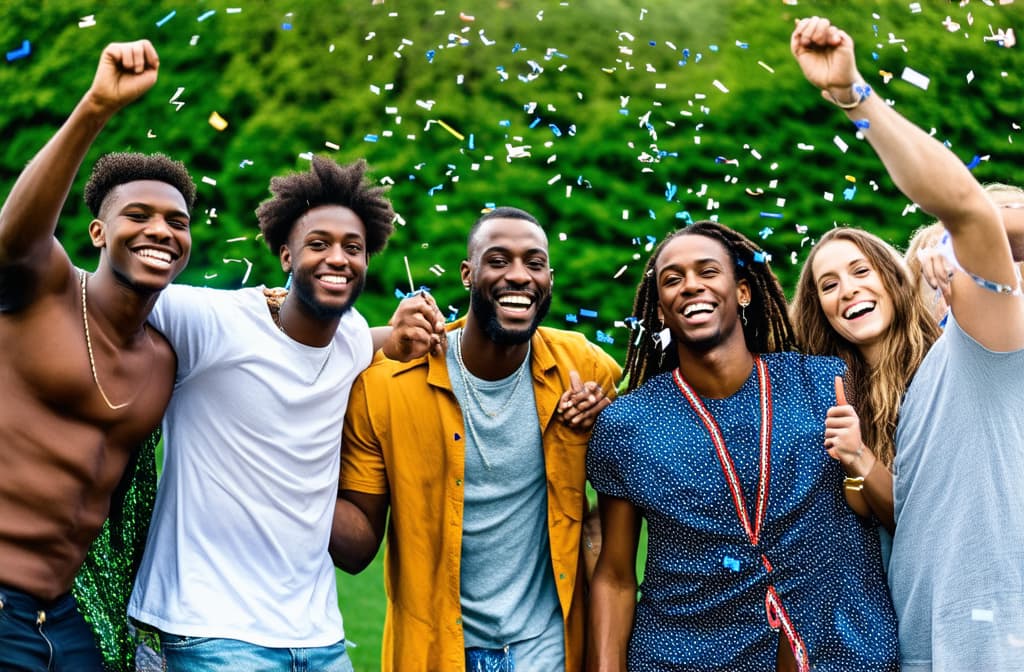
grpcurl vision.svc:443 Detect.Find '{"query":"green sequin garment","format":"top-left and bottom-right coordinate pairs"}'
top-left (73, 431), bottom-right (159, 672)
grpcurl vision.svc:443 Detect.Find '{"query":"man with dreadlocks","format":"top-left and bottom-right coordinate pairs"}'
top-left (586, 221), bottom-right (898, 671)
top-left (0, 40), bottom-right (195, 671)
top-left (127, 156), bottom-right (445, 671)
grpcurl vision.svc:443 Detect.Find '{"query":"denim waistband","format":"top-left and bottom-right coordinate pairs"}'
top-left (0, 583), bottom-right (78, 618)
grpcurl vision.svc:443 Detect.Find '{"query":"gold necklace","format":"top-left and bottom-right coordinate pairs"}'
top-left (80, 269), bottom-right (146, 411)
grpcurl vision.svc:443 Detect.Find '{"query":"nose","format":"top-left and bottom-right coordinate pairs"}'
top-left (143, 216), bottom-right (173, 240)
top-left (326, 243), bottom-right (349, 267)
top-left (681, 271), bottom-right (703, 295)
top-left (505, 259), bottom-right (531, 285)
top-left (838, 276), bottom-right (857, 299)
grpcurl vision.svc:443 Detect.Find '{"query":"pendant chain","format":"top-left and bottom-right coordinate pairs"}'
top-left (80, 269), bottom-right (147, 411)
top-left (268, 293), bottom-right (333, 383)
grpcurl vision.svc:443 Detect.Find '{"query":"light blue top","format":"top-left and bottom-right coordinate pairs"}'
top-left (446, 333), bottom-right (562, 663)
top-left (892, 314), bottom-right (1024, 671)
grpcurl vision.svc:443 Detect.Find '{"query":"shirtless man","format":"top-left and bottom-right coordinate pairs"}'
top-left (0, 39), bottom-right (195, 670)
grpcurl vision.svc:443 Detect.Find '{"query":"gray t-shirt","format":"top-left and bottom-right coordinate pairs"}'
top-left (446, 333), bottom-right (563, 663)
top-left (891, 314), bottom-right (1024, 671)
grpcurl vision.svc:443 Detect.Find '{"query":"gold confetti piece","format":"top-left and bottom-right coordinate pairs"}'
top-left (208, 111), bottom-right (228, 131)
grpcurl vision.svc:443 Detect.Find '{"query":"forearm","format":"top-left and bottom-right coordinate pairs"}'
top-left (586, 578), bottom-right (636, 672)
top-left (329, 497), bottom-right (383, 574)
top-left (840, 91), bottom-right (985, 231)
top-left (0, 96), bottom-right (111, 264)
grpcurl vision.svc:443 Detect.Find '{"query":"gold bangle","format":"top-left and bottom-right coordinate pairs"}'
top-left (843, 476), bottom-right (865, 492)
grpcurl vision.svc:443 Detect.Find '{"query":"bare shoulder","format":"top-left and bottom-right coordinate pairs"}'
top-left (0, 242), bottom-right (74, 312)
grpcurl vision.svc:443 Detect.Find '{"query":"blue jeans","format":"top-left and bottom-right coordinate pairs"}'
top-left (0, 584), bottom-right (104, 672)
top-left (465, 606), bottom-right (565, 672)
top-left (160, 633), bottom-right (355, 672)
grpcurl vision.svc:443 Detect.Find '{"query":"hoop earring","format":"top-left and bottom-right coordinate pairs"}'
top-left (740, 301), bottom-right (749, 326)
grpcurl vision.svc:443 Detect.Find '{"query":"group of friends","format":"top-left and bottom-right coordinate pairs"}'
top-left (1, 16), bottom-right (1021, 672)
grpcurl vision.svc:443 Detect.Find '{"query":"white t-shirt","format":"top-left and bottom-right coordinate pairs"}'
top-left (128, 284), bottom-right (373, 648)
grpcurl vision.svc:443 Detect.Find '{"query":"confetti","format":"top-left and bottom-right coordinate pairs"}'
top-left (155, 11), bottom-right (176, 27)
top-left (198, 10), bottom-right (216, 22)
top-left (78, 15), bottom-right (96, 28)
top-left (5, 40), bottom-right (30, 62)
top-left (900, 66), bottom-right (931, 90)
top-left (208, 111), bottom-right (228, 131)
top-left (723, 556), bottom-right (741, 572)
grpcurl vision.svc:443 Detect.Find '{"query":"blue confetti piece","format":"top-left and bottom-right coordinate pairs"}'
top-left (485, 202), bottom-right (496, 209)
top-left (759, 227), bottom-right (773, 239)
top-left (549, 124), bottom-right (562, 137)
top-left (394, 288), bottom-right (407, 299)
top-left (648, 209), bottom-right (656, 220)
top-left (723, 555), bottom-right (741, 572)
top-left (579, 309), bottom-right (598, 319)
top-left (843, 185), bottom-right (857, 201)
top-left (709, 44), bottom-right (719, 52)
top-left (496, 65), bottom-right (505, 72)
top-left (752, 251), bottom-right (766, 263)
top-left (198, 10), bottom-right (216, 22)
top-left (646, 235), bottom-right (656, 245)
top-left (529, 117), bottom-right (542, 129)
top-left (499, 119), bottom-right (511, 127)
top-left (649, 41), bottom-right (656, 46)
top-left (596, 331), bottom-right (615, 345)
top-left (966, 155), bottom-right (981, 170)
top-left (512, 42), bottom-right (521, 53)
top-left (676, 211), bottom-right (694, 225)
top-left (665, 182), bottom-right (678, 201)
top-left (155, 11), bottom-right (176, 28)
top-left (364, 134), bottom-right (379, 143)
top-left (695, 53), bottom-right (703, 63)
top-left (854, 119), bottom-right (870, 130)
top-left (428, 184), bottom-right (444, 196)
top-left (735, 41), bottom-right (749, 49)
top-left (426, 49), bottom-right (436, 63)
top-left (282, 22), bottom-right (292, 30)
top-left (5, 40), bottom-right (30, 62)
top-left (618, 109), bottom-right (629, 116)
top-left (682, 48), bottom-right (690, 58)
top-left (565, 314), bottom-right (578, 324)
top-left (759, 212), bottom-right (783, 219)
top-left (468, 134), bottom-right (475, 150)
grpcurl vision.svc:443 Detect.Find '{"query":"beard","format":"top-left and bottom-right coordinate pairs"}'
top-left (470, 285), bottom-right (552, 345)
top-left (291, 270), bottom-right (365, 321)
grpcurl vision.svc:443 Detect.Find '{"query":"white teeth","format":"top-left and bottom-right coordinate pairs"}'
top-left (498, 295), bottom-right (532, 307)
top-left (321, 275), bottom-right (348, 285)
top-left (135, 248), bottom-right (172, 264)
top-left (683, 302), bottom-right (714, 317)
top-left (843, 301), bottom-right (876, 319)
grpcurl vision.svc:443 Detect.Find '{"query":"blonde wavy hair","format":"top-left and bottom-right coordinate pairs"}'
top-left (791, 228), bottom-right (940, 468)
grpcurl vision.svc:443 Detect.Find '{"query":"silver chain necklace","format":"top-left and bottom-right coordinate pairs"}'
top-left (452, 328), bottom-right (530, 471)
top-left (452, 328), bottom-right (527, 419)
top-left (268, 295), bottom-right (333, 384)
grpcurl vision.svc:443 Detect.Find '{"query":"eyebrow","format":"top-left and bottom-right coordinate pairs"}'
top-left (658, 257), bottom-right (721, 274)
top-left (122, 202), bottom-right (190, 220)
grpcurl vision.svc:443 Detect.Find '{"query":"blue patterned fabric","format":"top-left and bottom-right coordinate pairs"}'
top-left (587, 352), bottom-right (898, 671)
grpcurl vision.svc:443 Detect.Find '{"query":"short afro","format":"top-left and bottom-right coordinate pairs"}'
top-left (83, 152), bottom-right (196, 218)
top-left (256, 156), bottom-right (395, 256)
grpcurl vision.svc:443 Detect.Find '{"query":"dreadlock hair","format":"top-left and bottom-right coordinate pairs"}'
top-left (467, 206), bottom-right (543, 258)
top-left (791, 227), bottom-right (940, 468)
top-left (255, 156), bottom-right (395, 256)
top-left (84, 152), bottom-right (196, 218)
top-left (622, 220), bottom-right (796, 392)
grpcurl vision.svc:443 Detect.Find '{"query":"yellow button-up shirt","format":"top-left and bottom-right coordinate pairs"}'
top-left (341, 321), bottom-right (621, 672)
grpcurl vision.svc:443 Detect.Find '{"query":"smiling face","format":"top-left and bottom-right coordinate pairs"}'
top-left (655, 233), bottom-right (750, 354)
top-left (462, 217), bottom-right (552, 345)
top-left (90, 180), bottom-right (191, 291)
top-left (810, 238), bottom-right (895, 365)
top-left (279, 205), bottom-right (367, 321)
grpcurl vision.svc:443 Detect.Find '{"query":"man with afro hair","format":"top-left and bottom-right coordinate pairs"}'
top-left (0, 40), bottom-right (194, 671)
top-left (127, 154), bottom-right (444, 672)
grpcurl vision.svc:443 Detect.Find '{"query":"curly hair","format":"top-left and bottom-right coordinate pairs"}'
top-left (467, 206), bottom-right (542, 258)
top-left (255, 156), bottom-right (395, 256)
top-left (83, 152), bottom-right (196, 217)
top-left (791, 227), bottom-right (940, 468)
top-left (622, 220), bottom-right (796, 393)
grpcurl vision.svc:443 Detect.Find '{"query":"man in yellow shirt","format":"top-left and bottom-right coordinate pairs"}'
top-left (333, 206), bottom-right (621, 671)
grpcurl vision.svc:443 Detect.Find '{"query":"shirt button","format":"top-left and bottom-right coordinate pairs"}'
top-left (455, 617), bottom-right (462, 625)
top-left (455, 479), bottom-right (462, 486)
top-left (559, 573), bottom-right (566, 580)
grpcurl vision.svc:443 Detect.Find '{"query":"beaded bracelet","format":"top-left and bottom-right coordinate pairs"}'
top-left (824, 82), bottom-right (872, 110)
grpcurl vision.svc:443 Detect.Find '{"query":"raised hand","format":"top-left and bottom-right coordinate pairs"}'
top-left (87, 40), bottom-right (160, 114)
top-left (790, 17), bottom-right (861, 100)
top-left (558, 370), bottom-right (610, 430)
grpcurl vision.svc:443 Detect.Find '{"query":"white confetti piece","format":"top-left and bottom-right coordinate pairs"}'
top-left (901, 67), bottom-right (931, 90)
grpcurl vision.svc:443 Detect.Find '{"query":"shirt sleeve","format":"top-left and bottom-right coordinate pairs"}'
top-left (148, 284), bottom-right (220, 379)
top-left (340, 371), bottom-right (390, 496)
top-left (586, 401), bottom-right (631, 500)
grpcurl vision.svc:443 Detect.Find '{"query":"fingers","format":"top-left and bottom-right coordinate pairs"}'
top-left (834, 375), bottom-right (847, 406)
top-left (108, 40), bottom-right (159, 74)
top-left (559, 379), bottom-right (609, 428)
top-left (569, 370), bottom-right (583, 393)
